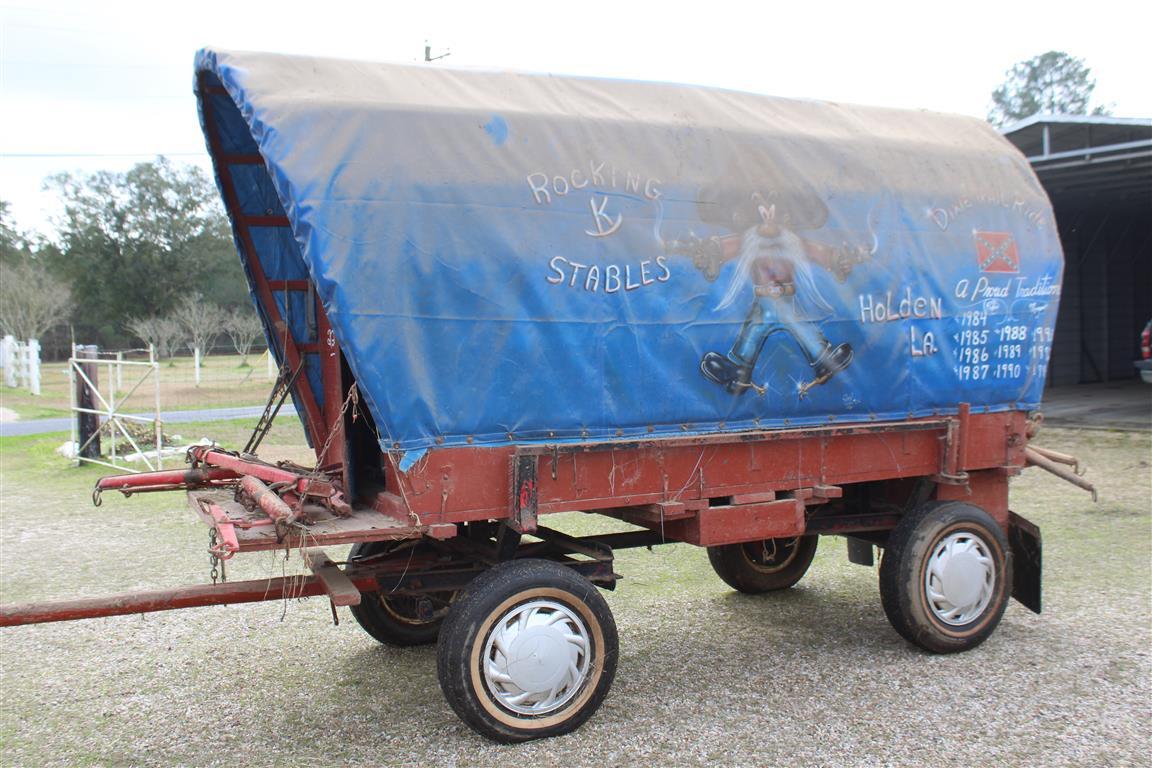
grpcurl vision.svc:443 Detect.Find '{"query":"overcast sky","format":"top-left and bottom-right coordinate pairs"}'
top-left (2, 0), bottom-right (1148, 236)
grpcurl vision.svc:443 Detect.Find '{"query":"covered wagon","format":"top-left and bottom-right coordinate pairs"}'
top-left (1, 49), bottom-right (1093, 742)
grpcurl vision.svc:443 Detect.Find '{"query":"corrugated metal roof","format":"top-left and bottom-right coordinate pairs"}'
top-left (1001, 115), bottom-right (1152, 210)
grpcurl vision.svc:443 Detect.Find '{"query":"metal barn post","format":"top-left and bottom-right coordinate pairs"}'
top-left (152, 347), bottom-right (163, 469)
top-left (75, 345), bottom-right (101, 460)
top-left (67, 351), bottom-right (78, 465)
top-left (107, 350), bottom-right (116, 465)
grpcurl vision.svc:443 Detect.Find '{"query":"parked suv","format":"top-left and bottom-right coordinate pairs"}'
top-left (1137, 319), bottom-right (1152, 383)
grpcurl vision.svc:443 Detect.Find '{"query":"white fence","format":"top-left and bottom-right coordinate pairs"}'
top-left (0, 335), bottom-right (41, 395)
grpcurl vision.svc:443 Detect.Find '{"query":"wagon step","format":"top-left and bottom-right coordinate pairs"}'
top-left (303, 549), bottom-right (362, 606)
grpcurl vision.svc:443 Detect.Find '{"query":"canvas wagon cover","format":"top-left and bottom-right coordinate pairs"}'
top-left (195, 49), bottom-right (1062, 458)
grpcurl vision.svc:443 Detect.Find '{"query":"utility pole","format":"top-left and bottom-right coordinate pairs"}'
top-left (424, 41), bottom-right (451, 62)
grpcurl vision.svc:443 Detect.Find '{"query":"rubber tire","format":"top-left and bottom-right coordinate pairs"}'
top-left (436, 559), bottom-right (618, 743)
top-left (707, 535), bottom-right (819, 593)
top-left (879, 501), bottom-right (1011, 654)
top-left (348, 541), bottom-right (450, 647)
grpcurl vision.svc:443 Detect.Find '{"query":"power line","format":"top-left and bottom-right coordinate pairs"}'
top-left (0, 152), bottom-right (209, 158)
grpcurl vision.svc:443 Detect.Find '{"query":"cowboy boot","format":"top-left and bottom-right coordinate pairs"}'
top-left (810, 339), bottom-right (853, 379)
top-left (700, 352), bottom-right (754, 394)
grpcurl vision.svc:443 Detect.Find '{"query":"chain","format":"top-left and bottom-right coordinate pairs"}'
top-left (310, 383), bottom-right (359, 473)
top-left (209, 528), bottom-right (220, 584)
top-left (207, 527), bottom-right (227, 583)
top-left (244, 362), bottom-right (304, 456)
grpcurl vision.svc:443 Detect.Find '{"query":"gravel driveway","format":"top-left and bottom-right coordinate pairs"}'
top-left (0, 426), bottom-right (1148, 767)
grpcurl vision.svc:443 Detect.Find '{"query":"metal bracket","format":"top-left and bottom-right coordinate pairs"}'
top-left (495, 522), bottom-right (523, 561)
top-left (510, 453), bottom-right (538, 533)
top-left (845, 536), bottom-right (875, 566)
top-left (935, 404), bottom-right (971, 486)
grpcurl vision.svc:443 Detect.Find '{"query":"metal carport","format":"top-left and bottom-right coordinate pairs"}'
top-left (1002, 115), bottom-right (1152, 385)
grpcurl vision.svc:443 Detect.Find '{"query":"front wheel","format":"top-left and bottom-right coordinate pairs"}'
top-left (436, 559), bottom-right (618, 743)
top-left (879, 501), bottom-right (1011, 653)
top-left (348, 541), bottom-right (454, 647)
top-left (707, 535), bottom-right (819, 593)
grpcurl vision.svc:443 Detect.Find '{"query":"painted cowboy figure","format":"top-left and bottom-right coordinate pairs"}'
top-left (669, 168), bottom-right (869, 397)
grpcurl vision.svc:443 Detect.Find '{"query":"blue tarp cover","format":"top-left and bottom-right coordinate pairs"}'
top-left (195, 49), bottom-right (1063, 455)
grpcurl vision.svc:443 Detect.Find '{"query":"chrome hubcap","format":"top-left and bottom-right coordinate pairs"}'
top-left (481, 599), bottom-right (592, 716)
top-left (924, 531), bottom-right (995, 625)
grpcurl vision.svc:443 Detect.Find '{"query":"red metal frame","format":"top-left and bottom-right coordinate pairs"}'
top-left (198, 76), bottom-right (344, 469)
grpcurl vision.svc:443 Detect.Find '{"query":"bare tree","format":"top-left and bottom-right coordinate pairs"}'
top-left (126, 314), bottom-right (184, 359)
top-left (126, 315), bottom-right (159, 351)
top-left (172, 293), bottom-right (221, 357)
top-left (0, 258), bottom-right (71, 340)
top-left (223, 307), bottom-right (264, 365)
top-left (156, 316), bottom-right (184, 359)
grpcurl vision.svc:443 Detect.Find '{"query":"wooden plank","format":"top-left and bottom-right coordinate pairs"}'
top-left (812, 484), bottom-right (843, 499)
top-left (730, 491), bottom-right (777, 505)
top-left (663, 499), bottom-right (806, 546)
top-left (397, 416), bottom-right (961, 525)
top-left (617, 501), bottom-right (699, 524)
top-left (303, 549), bottom-right (362, 606)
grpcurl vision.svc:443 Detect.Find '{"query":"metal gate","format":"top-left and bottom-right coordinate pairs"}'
top-left (68, 346), bottom-right (164, 472)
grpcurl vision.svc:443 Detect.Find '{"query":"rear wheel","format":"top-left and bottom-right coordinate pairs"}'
top-left (437, 559), bottom-right (618, 743)
top-left (879, 501), bottom-right (1010, 653)
top-left (348, 541), bottom-right (454, 647)
top-left (707, 535), bottom-right (819, 593)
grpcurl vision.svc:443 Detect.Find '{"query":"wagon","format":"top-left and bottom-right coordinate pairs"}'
top-left (0, 49), bottom-right (1096, 742)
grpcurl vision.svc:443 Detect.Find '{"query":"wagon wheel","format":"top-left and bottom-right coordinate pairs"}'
top-left (436, 559), bottom-right (618, 743)
top-left (707, 535), bottom-right (819, 593)
top-left (348, 541), bottom-right (455, 647)
top-left (879, 501), bottom-right (1011, 654)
